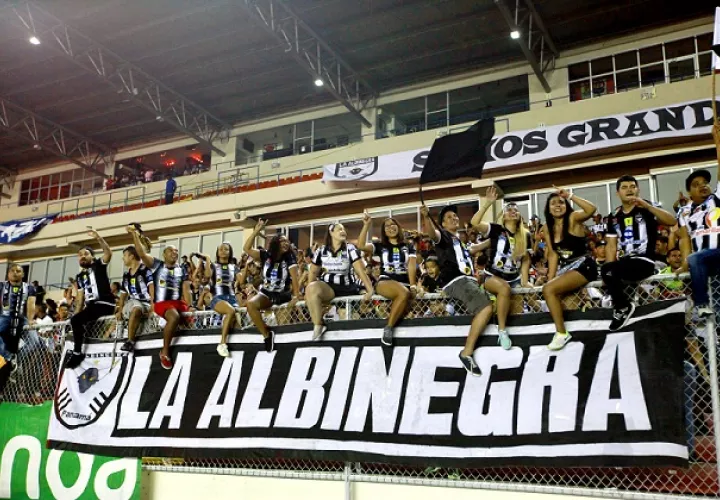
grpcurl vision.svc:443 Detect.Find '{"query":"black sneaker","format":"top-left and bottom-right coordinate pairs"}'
top-left (264, 330), bottom-right (275, 353)
top-left (458, 353), bottom-right (482, 376)
top-left (65, 352), bottom-right (85, 369)
top-left (381, 326), bottom-right (394, 346)
top-left (120, 340), bottom-right (135, 352)
top-left (609, 303), bottom-right (636, 331)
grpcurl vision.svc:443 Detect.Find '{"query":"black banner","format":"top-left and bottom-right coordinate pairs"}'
top-left (48, 301), bottom-right (688, 467)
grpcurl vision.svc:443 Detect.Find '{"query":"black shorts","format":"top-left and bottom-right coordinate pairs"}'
top-left (558, 256), bottom-right (597, 283)
top-left (328, 283), bottom-right (361, 297)
top-left (258, 288), bottom-right (292, 306)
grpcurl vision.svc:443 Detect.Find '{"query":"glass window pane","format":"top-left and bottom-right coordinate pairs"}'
top-left (655, 170), bottom-right (691, 213)
top-left (379, 97), bottom-right (426, 136)
top-left (108, 250), bottom-right (124, 281)
top-left (697, 33), bottom-right (712, 52)
top-left (201, 233), bottom-right (223, 255)
top-left (641, 63), bottom-right (665, 86)
top-left (535, 191), bottom-right (555, 221)
top-left (295, 121), bottom-right (312, 140)
top-left (338, 218), bottom-right (364, 247)
top-left (664, 38), bottom-right (695, 59)
top-left (614, 51), bottom-right (638, 71)
top-left (592, 56), bottom-right (613, 75)
top-left (668, 57), bottom-right (696, 82)
top-left (591, 75), bottom-right (614, 97)
top-left (0, 262), bottom-right (7, 281)
top-left (568, 62), bottom-right (589, 80)
top-left (449, 75), bottom-right (528, 125)
top-left (64, 256), bottom-right (76, 284)
top-left (640, 45), bottom-right (663, 65)
top-left (179, 236), bottom-right (200, 259)
top-left (287, 226), bottom-right (311, 252)
top-left (454, 200), bottom-right (480, 228)
top-left (572, 185), bottom-right (609, 218)
top-left (389, 208), bottom-right (419, 235)
top-left (569, 80), bottom-right (591, 102)
top-left (46, 257), bottom-right (64, 288)
top-left (313, 114), bottom-right (362, 149)
top-left (221, 230), bottom-right (244, 256)
top-left (30, 260), bottom-right (47, 286)
top-left (636, 178), bottom-right (651, 204)
top-left (699, 53), bottom-right (712, 77)
top-left (616, 69), bottom-right (640, 92)
top-left (313, 222), bottom-right (331, 247)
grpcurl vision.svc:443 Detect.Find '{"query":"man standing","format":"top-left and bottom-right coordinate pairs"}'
top-left (603, 175), bottom-right (676, 330)
top-left (116, 246), bottom-right (155, 352)
top-left (128, 226), bottom-right (192, 370)
top-left (165, 174), bottom-right (177, 205)
top-left (0, 264), bottom-right (35, 392)
top-left (66, 229), bottom-right (115, 369)
top-left (32, 280), bottom-right (46, 305)
top-left (421, 205), bottom-right (493, 376)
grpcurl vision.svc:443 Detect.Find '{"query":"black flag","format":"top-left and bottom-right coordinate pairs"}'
top-left (419, 118), bottom-right (495, 185)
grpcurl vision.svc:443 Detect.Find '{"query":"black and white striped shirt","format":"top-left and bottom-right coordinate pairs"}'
top-left (372, 242), bottom-right (416, 283)
top-left (211, 262), bottom-right (239, 296)
top-left (259, 249), bottom-right (297, 293)
top-left (151, 258), bottom-right (187, 302)
top-left (76, 258), bottom-right (114, 305)
top-left (0, 282), bottom-right (33, 319)
top-left (121, 265), bottom-right (154, 303)
top-left (313, 244), bottom-right (361, 286)
top-left (606, 205), bottom-right (658, 261)
top-left (678, 184), bottom-right (720, 253)
top-left (484, 223), bottom-right (530, 281)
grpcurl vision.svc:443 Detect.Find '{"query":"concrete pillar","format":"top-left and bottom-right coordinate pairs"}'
top-left (211, 136), bottom-right (238, 170)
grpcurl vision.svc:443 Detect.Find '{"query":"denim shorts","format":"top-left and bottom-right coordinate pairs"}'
top-left (210, 294), bottom-right (238, 309)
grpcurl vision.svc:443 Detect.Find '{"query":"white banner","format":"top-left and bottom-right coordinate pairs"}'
top-left (323, 99), bottom-right (716, 183)
top-left (713, 7), bottom-right (720, 72)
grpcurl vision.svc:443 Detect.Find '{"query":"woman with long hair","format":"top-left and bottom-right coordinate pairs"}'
top-left (469, 188), bottom-right (532, 350)
top-left (305, 223), bottom-right (375, 341)
top-left (203, 241), bottom-right (242, 357)
top-left (357, 211), bottom-right (416, 346)
top-left (541, 186), bottom-right (597, 350)
top-left (244, 219), bottom-right (300, 352)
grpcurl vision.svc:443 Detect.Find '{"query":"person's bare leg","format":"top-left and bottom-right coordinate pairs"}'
top-left (214, 300), bottom-right (237, 344)
top-left (460, 304), bottom-right (493, 357)
top-left (128, 307), bottom-right (143, 342)
top-left (376, 280), bottom-right (410, 328)
top-left (247, 294), bottom-right (272, 337)
top-left (484, 277), bottom-right (511, 331)
top-left (542, 271), bottom-right (588, 333)
top-left (162, 308), bottom-right (180, 358)
top-left (306, 282), bottom-right (335, 326)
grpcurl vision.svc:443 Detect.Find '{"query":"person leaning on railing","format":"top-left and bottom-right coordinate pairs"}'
top-left (674, 123), bottom-right (720, 318)
top-left (0, 264), bottom-right (36, 393)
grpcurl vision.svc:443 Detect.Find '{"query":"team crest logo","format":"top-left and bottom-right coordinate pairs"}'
top-left (706, 208), bottom-right (720, 227)
top-left (333, 157), bottom-right (378, 181)
top-left (159, 279), bottom-right (166, 287)
top-left (54, 350), bottom-right (130, 429)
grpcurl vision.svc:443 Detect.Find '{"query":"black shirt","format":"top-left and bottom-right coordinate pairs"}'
top-left (259, 249), bottom-right (298, 293)
top-left (484, 223), bottom-right (530, 281)
top-left (434, 229), bottom-right (474, 288)
top-left (76, 258), bottom-right (115, 305)
top-left (606, 205), bottom-right (658, 261)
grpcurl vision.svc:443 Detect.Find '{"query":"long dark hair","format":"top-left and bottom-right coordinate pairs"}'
top-left (325, 224), bottom-right (347, 251)
top-left (381, 218), bottom-right (405, 246)
top-left (544, 193), bottom-right (572, 251)
top-left (268, 234), bottom-right (289, 261)
top-left (216, 242), bottom-right (234, 263)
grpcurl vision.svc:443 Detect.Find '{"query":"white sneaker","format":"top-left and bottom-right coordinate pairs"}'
top-left (497, 329), bottom-right (512, 350)
top-left (548, 332), bottom-right (572, 351)
top-left (216, 343), bottom-right (230, 357)
top-left (312, 324), bottom-right (327, 341)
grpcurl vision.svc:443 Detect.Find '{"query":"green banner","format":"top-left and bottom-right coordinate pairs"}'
top-left (0, 402), bottom-right (140, 500)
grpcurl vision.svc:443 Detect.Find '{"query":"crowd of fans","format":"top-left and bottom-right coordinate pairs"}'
top-left (2, 126), bottom-right (720, 380)
top-left (103, 158), bottom-right (210, 192)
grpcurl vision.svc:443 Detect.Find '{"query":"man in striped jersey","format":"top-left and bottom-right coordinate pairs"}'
top-left (128, 226), bottom-right (192, 370)
top-left (677, 125), bottom-right (720, 317)
top-left (116, 246), bottom-right (155, 352)
top-left (603, 175), bottom-right (676, 330)
top-left (66, 229), bottom-right (116, 369)
top-left (0, 264), bottom-right (36, 392)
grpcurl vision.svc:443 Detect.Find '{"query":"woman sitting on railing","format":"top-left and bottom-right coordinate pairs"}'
top-left (541, 187), bottom-right (597, 351)
top-left (243, 219), bottom-right (301, 353)
top-left (305, 223), bottom-right (374, 341)
top-left (356, 211), bottom-right (416, 347)
top-left (202, 242), bottom-right (243, 358)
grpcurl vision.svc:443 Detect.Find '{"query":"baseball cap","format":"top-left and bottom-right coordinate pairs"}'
top-left (438, 204), bottom-right (459, 226)
top-left (686, 169), bottom-right (711, 191)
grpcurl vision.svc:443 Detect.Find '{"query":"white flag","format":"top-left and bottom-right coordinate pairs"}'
top-left (714, 7), bottom-right (720, 71)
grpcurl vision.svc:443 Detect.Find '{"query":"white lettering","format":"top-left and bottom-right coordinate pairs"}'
top-left (320, 347), bottom-right (359, 431)
top-left (0, 435), bottom-right (41, 499)
top-left (46, 450), bottom-right (94, 500)
top-left (94, 458), bottom-right (138, 500)
top-left (583, 332), bottom-right (651, 431)
top-left (235, 352), bottom-right (276, 428)
top-left (457, 347), bottom-right (524, 436)
top-left (197, 352), bottom-right (244, 429)
top-left (117, 356), bottom-right (152, 430)
top-left (274, 347), bottom-right (334, 429)
top-left (399, 347), bottom-right (459, 435)
top-left (517, 343), bottom-right (583, 434)
top-left (344, 346), bottom-right (409, 433)
top-left (149, 352), bottom-right (192, 429)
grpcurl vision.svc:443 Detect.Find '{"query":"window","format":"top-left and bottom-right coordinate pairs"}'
top-left (46, 258), bottom-right (65, 288)
top-left (378, 97), bottom-right (426, 137)
top-left (654, 169), bottom-right (691, 213)
top-left (18, 169), bottom-right (103, 207)
top-left (29, 260), bottom-right (47, 286)
top-left (222, 230), bottom-right (244, 255)
top-left (180, 236), bottom-right (200, 257)
top-left (201, 233), bottom-right (223, 255)
top-left (449, 76), bottom-right (529, 126)
top-left (572, 185), bottom-right (610, 217)
top-left (568, 33), bottom-right (711, 102)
